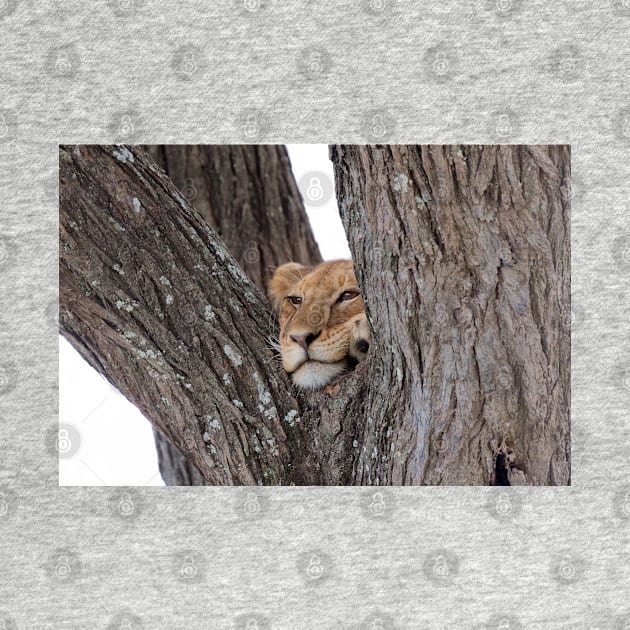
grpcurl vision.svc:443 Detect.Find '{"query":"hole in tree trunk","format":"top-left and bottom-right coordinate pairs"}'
top-left (494, 453), bottom-right (511, 486)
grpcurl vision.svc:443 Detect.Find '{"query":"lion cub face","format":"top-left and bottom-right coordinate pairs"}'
top-left (269, 260), bottom-right (371, 389)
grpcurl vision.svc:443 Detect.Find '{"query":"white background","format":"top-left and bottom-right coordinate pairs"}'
top-left (59, 144), bottom-right (348, 485)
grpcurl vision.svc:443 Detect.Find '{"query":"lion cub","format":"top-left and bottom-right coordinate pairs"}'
top-left (269, 260), bottom-right (371, 389)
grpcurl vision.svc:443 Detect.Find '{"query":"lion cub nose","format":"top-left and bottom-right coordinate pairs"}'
top-left (290, 332), bottom-right (320, 351)
top-left (356, 339), bottom-right (369, 353)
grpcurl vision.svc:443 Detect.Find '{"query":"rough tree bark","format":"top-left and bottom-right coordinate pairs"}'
top-left (59, 144), bottom-right (570, 486)
top-left (331, 144), bottom-right (570, 485)
top-left (61, 145), bottom-right (294, 484)
top-left (144, 145), bottom-right (321, 293)
top-left (142, 145), bottom-right (322, 484)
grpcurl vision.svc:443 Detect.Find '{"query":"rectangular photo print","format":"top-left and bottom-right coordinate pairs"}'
top-left (58, 144), bottom-right (570, 486)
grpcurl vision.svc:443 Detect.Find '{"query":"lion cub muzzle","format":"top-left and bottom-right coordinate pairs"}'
top-left (269, 260), bottom-right (371, 389)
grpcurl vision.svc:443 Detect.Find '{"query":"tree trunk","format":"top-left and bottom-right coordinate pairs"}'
top-left (142, 145), bottom-right (322, 484)
top-left (59, 144), bottom-right (570, 486)
top-left (60, 145), bottom-right (293, 485)
top-left (144, 145), bottom-right (321, 293)
top-left (151, 426), bottom-right (207, 486)
top-left (331, 144), bottom-right (570, 485)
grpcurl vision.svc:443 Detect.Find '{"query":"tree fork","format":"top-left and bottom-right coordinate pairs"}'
top-left (59, 144), bottom-right (570, 486)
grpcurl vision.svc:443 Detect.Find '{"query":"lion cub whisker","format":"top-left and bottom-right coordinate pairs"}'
top-left (268, 260), bottom-right (371, 390)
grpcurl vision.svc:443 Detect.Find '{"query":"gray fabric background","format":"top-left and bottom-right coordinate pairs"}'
top-left (0, 0), bottom-right (629, 627)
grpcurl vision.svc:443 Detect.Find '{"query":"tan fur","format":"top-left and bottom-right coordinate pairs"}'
top-left (269, 260), bottom-right (371, 389)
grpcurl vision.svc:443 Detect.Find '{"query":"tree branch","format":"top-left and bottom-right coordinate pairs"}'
top-left (59, 145), bottom-right (301, 485)
top-left (141, 144), bottom-right (323, 485)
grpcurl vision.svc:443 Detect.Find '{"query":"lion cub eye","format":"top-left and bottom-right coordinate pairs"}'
top-left (287, 296), bottom-right (303, 306)
top-left (337, 290), bottom-right (359, 302)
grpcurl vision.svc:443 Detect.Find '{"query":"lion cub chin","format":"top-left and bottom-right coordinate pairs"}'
top-left (269, 260), bottom-right (371, 390)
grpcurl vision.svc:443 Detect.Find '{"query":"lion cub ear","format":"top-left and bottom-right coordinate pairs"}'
top-left (269, 263), bottom-right (311, 311)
